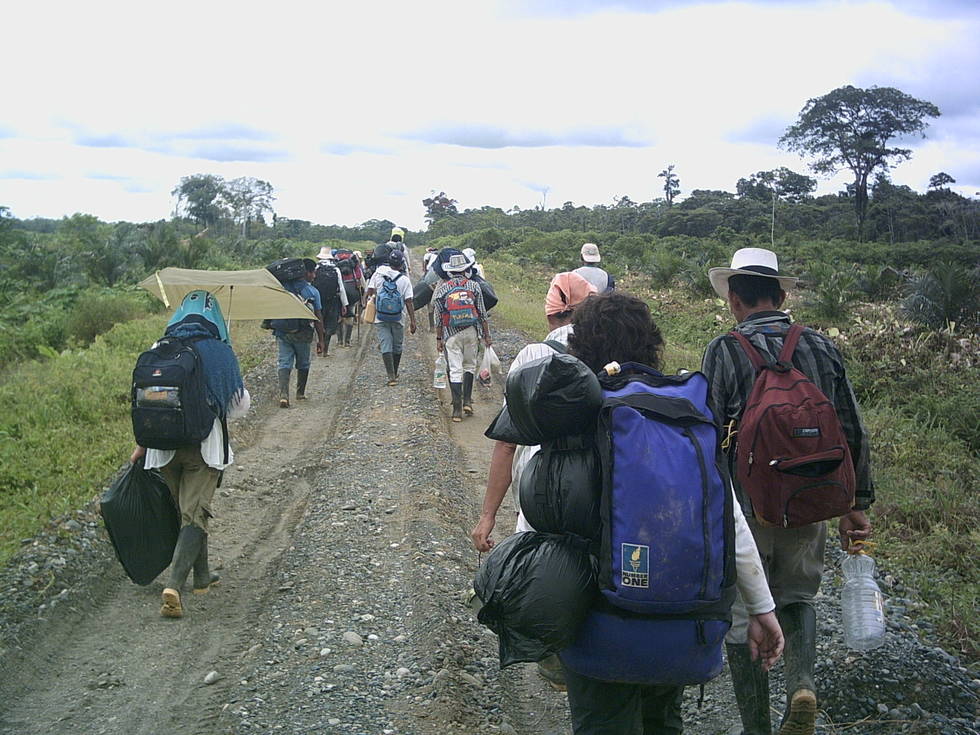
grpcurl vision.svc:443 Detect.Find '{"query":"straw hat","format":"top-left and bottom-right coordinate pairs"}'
top-left (444, 252), bottom-right (476, 273)
top-left (708, 248), bottom-right (798, 299)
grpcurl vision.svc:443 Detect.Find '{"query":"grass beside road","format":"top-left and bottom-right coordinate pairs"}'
top-left (0, 318), bottom-right (268, 564)
top-left (484, 257), bottom-right (979, 664)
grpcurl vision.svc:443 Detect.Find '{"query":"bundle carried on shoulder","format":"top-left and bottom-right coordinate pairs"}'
top-left (473, 531), bottom-right (597, 667)
top-left (485, 352), bottom-right (602, 446)
top-left (560, 363), bottom-right (736, 686)
top-left (266, 257), bottom-right (306, 285)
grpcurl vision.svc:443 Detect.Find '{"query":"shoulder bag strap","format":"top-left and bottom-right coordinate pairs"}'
top-left (543, 340), bottom-right (567, 353)
top-left (729, 329), bottom-right (768, 372)
top-left (777, 323), bottom-right (805, 363)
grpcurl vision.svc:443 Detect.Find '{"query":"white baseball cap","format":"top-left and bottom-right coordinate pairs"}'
top-left (580, 243), bottom-right (601, 263)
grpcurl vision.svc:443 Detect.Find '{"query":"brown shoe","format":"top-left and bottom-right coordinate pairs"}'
top-left (161, 588), bottom-right (183, 618)
top-left (779, 689), bottom-right (816, 735)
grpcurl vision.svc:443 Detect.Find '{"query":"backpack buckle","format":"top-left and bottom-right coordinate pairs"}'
top-left (771, 360), bottom-right (793, 373)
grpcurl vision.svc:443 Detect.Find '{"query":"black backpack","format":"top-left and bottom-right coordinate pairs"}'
top-left (132, 337), bottom-right (217, 451)
top-left (314, 262), bottom-right (340, 301)
top-left (267, 280), bottom-right (316, 335)
top-left (267, 257), bottom-right (306, 284)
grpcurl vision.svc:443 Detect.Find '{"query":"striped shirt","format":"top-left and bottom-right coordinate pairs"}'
top-left (701, 311), bottom-right (874, 513)
top-left (432, 277), bottom-right (488, 340)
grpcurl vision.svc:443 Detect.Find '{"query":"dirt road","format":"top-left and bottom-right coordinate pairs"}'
top-left (0, 272), bottom-right (976, 735)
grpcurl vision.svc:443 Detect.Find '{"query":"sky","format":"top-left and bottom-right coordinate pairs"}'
top-left (2, 0), bottom-right (978, 231)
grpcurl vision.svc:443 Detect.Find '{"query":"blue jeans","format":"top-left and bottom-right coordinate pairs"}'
top-left (374, 321), bottom-right (404, 354)
top-left (277, 335), bottom-right (312, 370)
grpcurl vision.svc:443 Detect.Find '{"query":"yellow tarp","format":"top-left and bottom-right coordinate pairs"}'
top-left (138, 267), bottom-right (315, 321)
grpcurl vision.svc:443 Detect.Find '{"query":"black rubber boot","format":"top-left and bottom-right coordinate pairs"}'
top-left (323, 333), bottom-right (332, 356)
top-left (344, 324), bottom-right (353, 346)
top-left (727, 642), bottom-right (772, 735)
top-left (296, 369), bottom-right (309, 400)
top-left (462, 372), bottom-right (474, 416)
top-left (392, 351), bottom-right (402, 378)
top-left (192, 533), bottom-right (220, 594)
top-left (278, 368), bottom-right (291, 408)
top-left (449, 382), bottom-right (463, 422)
top-left (161, 525), bottom-right (205, 618)
top-left (778, 603), bottom-right (817, 735)
top-left (382, 352), bottom-right (396, 385)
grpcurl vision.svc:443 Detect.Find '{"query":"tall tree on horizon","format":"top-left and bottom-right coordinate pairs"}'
top-left (780, 85), bottom-right (940, 241)
top-left (658, 165), bottom-right (680, 207)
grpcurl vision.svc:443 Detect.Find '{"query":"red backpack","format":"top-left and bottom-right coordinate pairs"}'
top-left (731, 324), bottom-right (856, 528)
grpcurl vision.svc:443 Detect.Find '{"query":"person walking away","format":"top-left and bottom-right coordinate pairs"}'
top-left (462, 247), bottom-right (486, 279)
top-left (387, 227), bottom-right (411, 276)
top-left (334, 250), bottom-right (365, 347)
top-left (547, 292), bottom-right (783, 733)
top-left (432, 252), bottom-right (491, 422)
top-left (130, 290), bottom-right (250, 618)
top-left (470, 270), bottom-right (596, 688)
top-left (422, 247), bottom-right (439, 330)
top-left (365, 250), bottom-right (416, 385)
top-left (573, 242), bottom-right (615, 293)
top-left (274, 259), bottom-right (325, 407)
top-left (702, 248), bottom-right (874, 735)
top-left (314, 247), bottom-right (349, 357)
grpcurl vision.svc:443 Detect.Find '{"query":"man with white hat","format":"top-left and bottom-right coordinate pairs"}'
top-left (432, 252), bottom-right (492, 421)
top-left (573, 242), bottom-right (615, 293)
top-left (702, 247), bottom-right (874, 735)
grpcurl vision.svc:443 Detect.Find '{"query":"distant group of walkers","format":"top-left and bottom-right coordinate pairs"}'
top-left (124, 232), bottom-right (872, 735)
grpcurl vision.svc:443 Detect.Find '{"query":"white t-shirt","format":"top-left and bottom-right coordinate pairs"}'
top-left (368, 265), bottom-right (414, 325)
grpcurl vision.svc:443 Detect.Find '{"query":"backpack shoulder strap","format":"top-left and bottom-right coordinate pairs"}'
top-left (543, 340), bottom-right (567, 354)
top-left (729, 330), bottom-right (768, 372)
top-left (777, 323), bottom-right (805, 363)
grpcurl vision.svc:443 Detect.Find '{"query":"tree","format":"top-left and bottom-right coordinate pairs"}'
top-left (172, 174), bottom-right (227, 228)
top-left (780, 85), bottom-right (940, 240)
top-left (928, 172), bottom-right (956, 191)
top-left (736, 168), bottom-right (818, 246)
top-left (222, 177), bottom-right (275, 239)
top-left (658, 165), bottom-right (680, 207)
top-left (422, 191), bottom-right (459, 225)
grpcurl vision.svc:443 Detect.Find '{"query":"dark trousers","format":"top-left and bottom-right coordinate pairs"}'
top-left (563, 663), bottom-right (685, 735)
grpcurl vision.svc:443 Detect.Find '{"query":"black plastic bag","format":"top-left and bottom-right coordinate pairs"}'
top-left (474, 531), bottom-right (597, 667)
top-left (486, 353), bottom-right (601, 445)
top-left (519, 435), bottom-right (601, 540)
top-left (472, 274), bottom-right (498, 311)
top-left (412, 269), bottom-right (440, 310)
top-left (100, 459), bottom-right (180, 585)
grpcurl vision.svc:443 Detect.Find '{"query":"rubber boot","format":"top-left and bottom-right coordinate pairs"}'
top-left (727, 643), bottom-right (772, 735)
top-left (449, 382), bottom-right (463, 422)
top-left (323, 333), bottom-right (332, 356)
top-left (344, 324), bottom-right (353, 347)
top-left (278, 368), bottom-right (291, 408)
top-left (192, 533), bottom-right (220, 594)
top-left (296, 369), bottom-right (309, 400)
top-left (161, 525), bottom-right (205, 618)
top-left (778, 603), bottom-right (818, 735)
top-left (392, 351), bottom-right (402, 379)
top-left (382, 352), bottom-right (396, 385)
top-left (462, 372), bottom-right (475, 416)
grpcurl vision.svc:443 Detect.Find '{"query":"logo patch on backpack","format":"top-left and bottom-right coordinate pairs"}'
top-left (621, 543), bottom-right (649, 588)
top-left (792, 427), bottom-right (821, 438)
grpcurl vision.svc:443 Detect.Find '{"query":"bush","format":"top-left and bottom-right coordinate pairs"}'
top-left (902, 261), bottom-right (980, 329)
top-left (65, 291), bottom-right (155, 345)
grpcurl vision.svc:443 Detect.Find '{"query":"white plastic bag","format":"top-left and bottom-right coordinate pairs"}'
top-left (433, 353), bottom-right (448, 389)
top-left (479, 346), bottom-right (500, 387)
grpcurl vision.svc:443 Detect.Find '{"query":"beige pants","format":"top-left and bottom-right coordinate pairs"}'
top-left (445, 328), bottom-right (480, 382)
top-left (160, 446), bottom-right (221, 530)
top-left (726, 517), bottom-right (827, 643)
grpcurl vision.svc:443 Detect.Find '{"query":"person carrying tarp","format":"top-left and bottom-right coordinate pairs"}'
top-left (130, 290), bottom-right (251, 619)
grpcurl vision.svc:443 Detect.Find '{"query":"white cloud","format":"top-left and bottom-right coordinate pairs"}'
top-left (1, 0), bottom-right (976, 229)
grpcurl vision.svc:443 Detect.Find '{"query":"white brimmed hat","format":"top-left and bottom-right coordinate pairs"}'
top-left (315, 246), bottom-right (333, 261)
top-left (444, 252), bottom-right (476, 273)
top-left (580, 243), bottom-right (601, 263)
top-left (708, 248), bottom-right (798, 299)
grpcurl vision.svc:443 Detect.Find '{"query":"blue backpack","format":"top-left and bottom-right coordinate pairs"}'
top-left (376, 273), bottom-right (405, 322)
top-left (560, 363), bottom-right (736, 686)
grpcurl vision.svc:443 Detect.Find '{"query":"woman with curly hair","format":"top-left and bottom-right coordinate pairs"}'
top-left (566, 291), bottom-right (664, 373)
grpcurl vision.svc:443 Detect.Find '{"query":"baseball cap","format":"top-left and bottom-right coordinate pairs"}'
top-left (580, 243), bottom-right (601, 263)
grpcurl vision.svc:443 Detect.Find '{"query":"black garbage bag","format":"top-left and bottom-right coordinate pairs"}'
top-left (474, 531), bottom-right (597, 667)
top-left (472, 274), bottom-right (498, 311)
top-left (519, 436), bottom-right (601, 540)
top-left (100, 459), bottom-right (179, 585)
top-left (412, 269), bottom-right (440, 310)
top-left (486, 353), bottom-right (601, 445)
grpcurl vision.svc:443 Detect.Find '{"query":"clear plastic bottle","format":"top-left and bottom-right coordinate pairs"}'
top-left (841, 552), bottom-right (886, 651)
